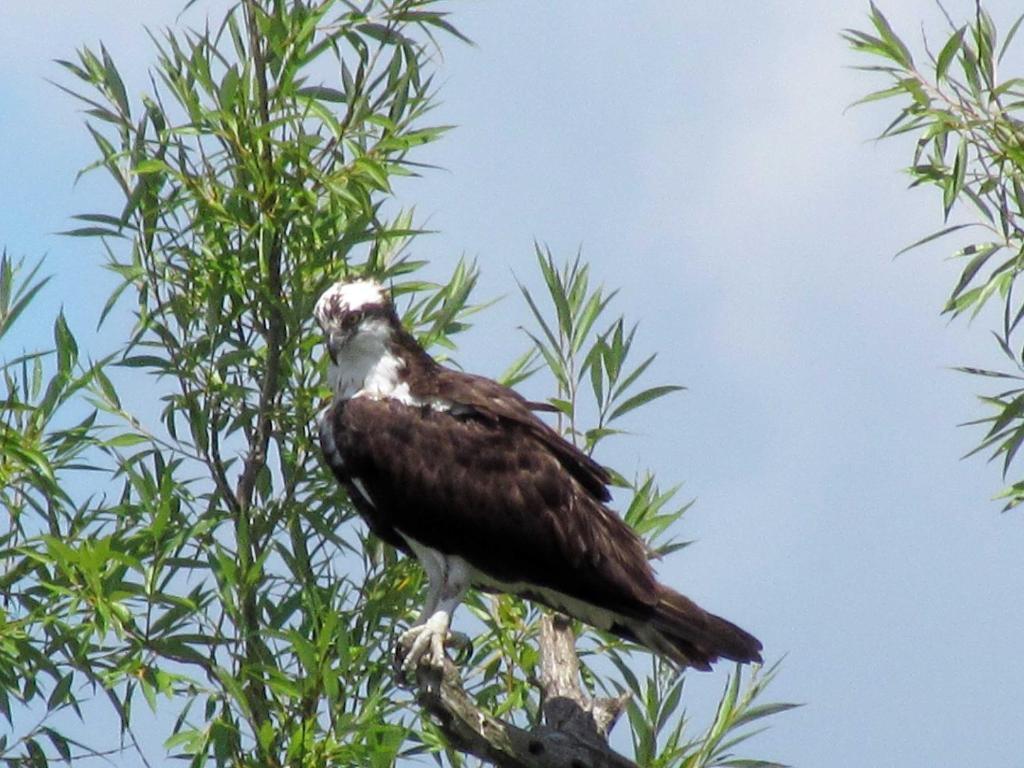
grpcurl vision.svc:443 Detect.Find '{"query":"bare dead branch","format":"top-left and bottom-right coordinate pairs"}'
top-left (539, 614), bottom-right (631, 743)
top-left (410, 614), bottom-right (637, 768)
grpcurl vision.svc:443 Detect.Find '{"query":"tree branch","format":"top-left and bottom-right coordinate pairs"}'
top-left (539, 614), bottom-right (631, 743)
top-left (231, 3), bottom-right (284, 762)
top-left (411, 614), bottom-right (636, 768)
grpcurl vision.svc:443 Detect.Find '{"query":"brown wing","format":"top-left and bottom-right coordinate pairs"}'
top-left (325, 396), bottom-right (658, 614)
top-left (318, 403), bottom-right (412, 555)
top-left (430, 368), bottom-right (613, 503)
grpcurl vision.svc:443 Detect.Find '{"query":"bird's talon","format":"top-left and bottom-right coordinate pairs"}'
top-left (395, 616), bottom-right (451, 681)
top-left (446, 630), bottom-right (473, 663)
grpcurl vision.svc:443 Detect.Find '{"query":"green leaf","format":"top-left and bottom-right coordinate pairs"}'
top-left (999, 424), bottom-right (1024, 475)
top-left (134, 158), bottom-right (171, 175)
top-left (100, 43), bottom-right (130, 119)
top-left (117, 355), bottom-right (169, 369)
top-left (943, 136), bottom-right (968, 219)
top-left (296, 85), bottom-right (348, 102)
top-left (94, 367), bottom-right (121, 408)
top-left (54, 311), bottom-right (78, 376)
top-left (517, 281), bottom-right (560, 355)
top-left (358, 22), bottom-right (411, 46)
top-left (869, 2), bottom-right (914, 68)
top-left (59, 226), bottom-right (126, 238)
top-left (949, 243), bottom-right (1000, 301)
top-left (106, 432), bottom-right (150, 448)
top-left (613, 353), bottom-right (658, 402)
top-left (42, 727), bottom-right (72, 762)
top-left (572, 288), bottom-right (615, 356)
top-left (25, 738), bottom-right (47, 766)
top-left (999, 12), bottom-right (1024, 63)
top-left (892, 224), bottom-right (974, 258)
top-left (936, 27), bottom-right (965, 81)
top-left (846, 84), bottom-right (910, 109)
top-left (497, 348), bottom-right (539, 388)
top-left (609, 385), bottom-right (685, 422)
top-left (46, 674), bottom-right (74, 712)
top-left (0, 257), bottom-right (51, 341)
top-left (732, 701), bottom-right (802, 728)
top-left (535, 244), bottom-right (572, 336)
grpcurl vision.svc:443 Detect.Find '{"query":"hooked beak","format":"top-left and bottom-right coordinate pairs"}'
top-left (326, 330), bottom-right (344, 364)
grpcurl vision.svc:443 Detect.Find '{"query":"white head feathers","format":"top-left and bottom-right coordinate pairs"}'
top-left (315, 277), bottom-right (406, 402)
top-left (314, 278), bottom-right (388, 330)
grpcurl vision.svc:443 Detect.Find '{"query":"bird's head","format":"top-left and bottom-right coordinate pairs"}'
top-left (315, 278), bottom-right (403, 398)
top-left (314, 278), bottom-right (395, 359)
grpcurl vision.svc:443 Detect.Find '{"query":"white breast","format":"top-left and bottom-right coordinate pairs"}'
top-left (327, 320), bottom-right (456, 412)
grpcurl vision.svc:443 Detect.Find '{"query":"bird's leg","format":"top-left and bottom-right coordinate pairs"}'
top-left (416, 571), bottom-right (443, 622)
top-left (397, 556), bottom-right (470, 677)
top-left (405, 582), bottom-right (472, 661)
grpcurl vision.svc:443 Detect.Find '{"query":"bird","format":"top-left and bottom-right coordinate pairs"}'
top-left (314, 277), bottom-right (762, 674)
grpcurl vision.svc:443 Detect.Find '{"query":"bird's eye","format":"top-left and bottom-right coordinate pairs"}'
top-left (341, 311), bottom-right (362, 330)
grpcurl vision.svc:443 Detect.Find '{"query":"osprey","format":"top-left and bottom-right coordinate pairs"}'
top-left (315, 278), bottom-right (761, 673)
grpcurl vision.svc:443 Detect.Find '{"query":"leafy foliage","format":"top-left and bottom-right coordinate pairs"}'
top-left (4, 3), bottom-right (470, 765)
top-left (610, 657), bottom-right (792, 768)
top-left (847, 2), bottom-right (1024, 508)
top-left (0, 254), bottom-right (108, 766)
top-left (0, 1), bottom-right (789, 766)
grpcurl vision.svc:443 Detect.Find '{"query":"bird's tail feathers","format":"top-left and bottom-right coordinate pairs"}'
top-left (630, 586), bottom-right (762, 671)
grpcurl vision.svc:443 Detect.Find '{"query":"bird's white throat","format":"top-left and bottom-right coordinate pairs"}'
top-left (325, 310), bottom-right (458, 413)
top-left (328, 317), bottom-right (415, 404)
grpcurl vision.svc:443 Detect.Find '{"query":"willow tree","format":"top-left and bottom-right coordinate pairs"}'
top-left (0, 2), bottom-right (789, 766)
top-left (848, 2), bottom-right (1024, 509)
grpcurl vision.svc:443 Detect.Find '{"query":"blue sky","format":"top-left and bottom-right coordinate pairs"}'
top-left (3, 2), bottom-right (1023, 766)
